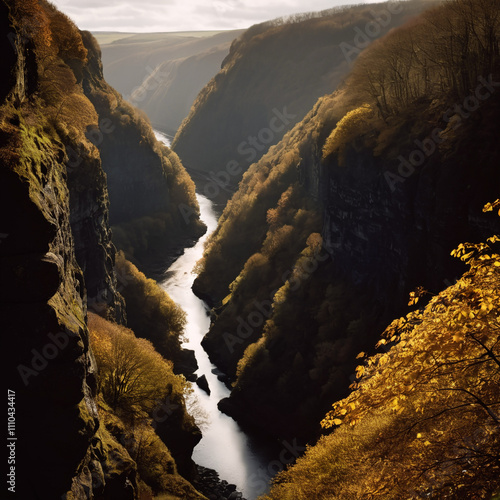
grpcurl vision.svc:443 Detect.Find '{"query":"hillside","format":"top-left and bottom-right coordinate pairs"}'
top-left (1, 0), bottom-right (206, 497)
top-left (97, 30), bottom-right (244, 135)
top-left (193, 0), bottom-right (500, 445)
top-left (172, 0), bottom-right (436, 201)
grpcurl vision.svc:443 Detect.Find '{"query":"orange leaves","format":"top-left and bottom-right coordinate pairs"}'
top-left (355, 365), bottom-right (365, 379)
top-left (408, 286), bottom-right (428, 306)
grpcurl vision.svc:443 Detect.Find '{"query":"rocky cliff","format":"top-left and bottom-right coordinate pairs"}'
top-left (1, 4), bottom-right (99, 496)
top-left (1, 1), bottom-right (206, 497)
top-left (79, 30), bottom-right (206, 273)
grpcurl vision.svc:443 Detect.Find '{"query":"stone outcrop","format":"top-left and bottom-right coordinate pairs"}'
top-left (1, 7), bottom-right (98, 496)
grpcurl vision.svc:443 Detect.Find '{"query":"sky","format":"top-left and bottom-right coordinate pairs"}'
top-left (49, 0), bottom-right (381, 33)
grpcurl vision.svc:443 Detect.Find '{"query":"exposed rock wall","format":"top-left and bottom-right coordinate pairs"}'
top-left (0, 11), bottom-right (98, 497)
top-left (1, 2), bottom-right (204, 497)
top-left (194, 89), bottom-right (500, 440)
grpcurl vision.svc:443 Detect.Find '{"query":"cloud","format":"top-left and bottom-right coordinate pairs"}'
top-left (49, 0), bottom-right (378, 32)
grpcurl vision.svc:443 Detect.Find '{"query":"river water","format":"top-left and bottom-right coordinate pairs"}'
top-left (156, 130), bottom-right (272, 499)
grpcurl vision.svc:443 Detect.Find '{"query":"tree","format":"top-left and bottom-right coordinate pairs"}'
top-left (319, 202), bottom-right (500, 497)
top-left (88, 313), bottom-right (188, 420)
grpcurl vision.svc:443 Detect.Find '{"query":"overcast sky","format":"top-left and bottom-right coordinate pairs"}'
top-left (50, 0), bottom-right (380, 32)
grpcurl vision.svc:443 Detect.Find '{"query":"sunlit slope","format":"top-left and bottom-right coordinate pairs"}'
top-left (172, 0), bottom-right (436, 199)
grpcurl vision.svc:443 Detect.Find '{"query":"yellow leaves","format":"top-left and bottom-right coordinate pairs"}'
top-left (378, 354), bottom-right (388, 367)
top-left (390, 397), bottom-right (400, 411)
top-left (451, 243), bottom-right (477, 263)
top-left (322, 104), bottom-right (374, 164)
top-left (408, 291), bottom-right (419, 306)
top-left (320, 228), bottom-right (500, 462)
top-left (408, 286), bottom-right (427, 306)
top-left (482, 199), bottom-right (500, 216)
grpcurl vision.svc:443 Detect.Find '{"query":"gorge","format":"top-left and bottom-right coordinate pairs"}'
top-left (2, 0), bottom-right (500, 499)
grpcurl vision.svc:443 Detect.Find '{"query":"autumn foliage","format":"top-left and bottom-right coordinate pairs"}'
top-left (114, 252), bottom-right (188, 369)
top-left (263, 202), bottom-right (500, 499)
top-left (88, 312), bottom-right (189, 420)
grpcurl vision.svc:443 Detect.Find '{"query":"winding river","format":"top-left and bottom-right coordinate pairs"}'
top-left (155, 130), bottom-right (272, 500)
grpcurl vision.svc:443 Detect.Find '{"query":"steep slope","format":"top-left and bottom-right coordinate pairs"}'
top-left (193, 0), bottom-right (500, 441)
top-left (1, 1), bottom-right (207, 497)
top-left (77, 30), bottom-right (206, 272)
top-left (98, 30), bottom-right (244, 135)
top-left (1, 3), bottom-right (101, 496)
top-left (172, 0), bottom-right (435, 201)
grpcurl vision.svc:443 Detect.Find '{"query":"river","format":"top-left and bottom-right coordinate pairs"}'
top-left (156, 130), bottom-right (272, 500)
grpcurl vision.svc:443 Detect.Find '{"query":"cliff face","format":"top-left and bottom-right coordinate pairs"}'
top-left (204, 99), bottom-right (500, 439)
top-left (79, 31), bottom-right (205, 270)
top-left (1, 6), bottom-right (99, 497)
top-left (1, 1), bottom-right (205, 497)
top-left (172, 0), bottom-right (434, 201)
